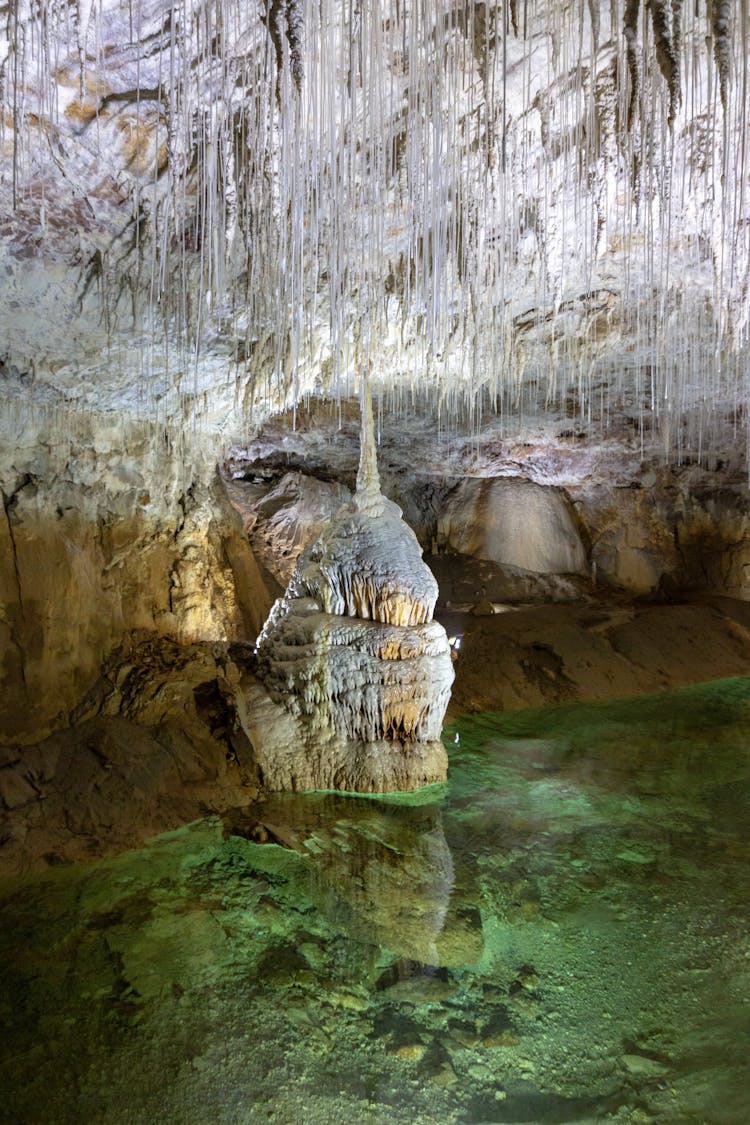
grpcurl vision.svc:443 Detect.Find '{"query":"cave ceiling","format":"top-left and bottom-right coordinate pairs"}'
top-left (0, 1), bottom-right (747, 456)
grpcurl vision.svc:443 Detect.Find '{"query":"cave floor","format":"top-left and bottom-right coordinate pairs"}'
top-left (1, 678), bottom-right (749, 1125)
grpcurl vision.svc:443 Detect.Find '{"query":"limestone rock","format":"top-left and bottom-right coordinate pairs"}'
top-left (446, 597), bottom-right (750, 716)
top-left (438, 478), bottom-right (587, 576)
top-left (428, 553), bottom-right (590, 608)
top-left (0, 410), bottom-right (273, 744)
top-left (293, 495), bottom-right (439, 627)
top-left (223, 471), bottom-right (351, 589)
top-left (576, 475), bottom-right (750, 597)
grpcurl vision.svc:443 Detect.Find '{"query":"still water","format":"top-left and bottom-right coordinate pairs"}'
top-left (2, 678), bottom-right (749, 1124)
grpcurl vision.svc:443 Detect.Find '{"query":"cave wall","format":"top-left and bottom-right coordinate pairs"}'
top-left (3, 394), bottom-right (750, 748)
top-left (0, 404), bottom-right (273, 743)
top-left (231, 409), bottom-right (750, 603)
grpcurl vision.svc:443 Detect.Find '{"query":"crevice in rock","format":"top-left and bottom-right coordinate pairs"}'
top-left (519, 642), bottom-right (575, 702)
top-left (174, 485), bottom-right (195, 540)
top-left (266, 0), bottom-right (304, 97)
top-left (1, 478), bottom-right (32, 689)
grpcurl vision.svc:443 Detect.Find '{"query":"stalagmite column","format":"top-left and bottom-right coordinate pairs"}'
top-left (236, 378), bottom-right (454, 792)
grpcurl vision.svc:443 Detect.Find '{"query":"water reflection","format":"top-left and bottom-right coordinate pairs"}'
top-left (223, 793), bottom-right (483, 966)
top-left (0, 677), bottom-right (749, 1124)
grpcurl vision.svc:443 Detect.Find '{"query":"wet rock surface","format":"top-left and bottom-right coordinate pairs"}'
top-left (0, 636), bottom-right (260, 875)
top-left (0, 413), bottom-right (274, 745)
top-left (222, 470), bottom-right (350, 590)
top-left (439, 592), bottom-right (750, 716)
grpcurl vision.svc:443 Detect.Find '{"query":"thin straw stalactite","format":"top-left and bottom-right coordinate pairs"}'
top-left (0, 0), bottom-right (747, 464)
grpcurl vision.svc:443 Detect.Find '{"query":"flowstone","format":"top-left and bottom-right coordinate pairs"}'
top-left (238, 388), bottom-right (454, 792)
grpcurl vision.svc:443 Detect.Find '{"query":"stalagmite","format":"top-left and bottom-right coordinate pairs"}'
top-left (238, 377), bottom-right (454, 792)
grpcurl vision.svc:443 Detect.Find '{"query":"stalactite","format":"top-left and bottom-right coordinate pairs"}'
top-left (267, 0), bottom-right (304, 97)
top-left (649, 0), bottom-right (681, 125)
top-left (0, 0), bottom-right (747, 462)
top-left (709, 0), bottom-right (731, 112)
top-left (587, 0), bottom-right (601, 53)
top-left (624, 0), bottom-right (642, 131)
top-left (509, 0), bottom-right (519, 39)
top-left (671, 0), bottom-right (684, 71)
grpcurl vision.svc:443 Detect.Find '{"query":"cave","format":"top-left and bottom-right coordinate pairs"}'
top-left (1, 2), bottom-right (749, 1122)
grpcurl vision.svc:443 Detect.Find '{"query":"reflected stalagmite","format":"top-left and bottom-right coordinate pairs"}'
top-left (224, 790), bottom-right (482, 966)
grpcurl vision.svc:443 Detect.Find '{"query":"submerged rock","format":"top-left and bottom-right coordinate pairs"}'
top-left (223, 791), bottom-right (475, 965)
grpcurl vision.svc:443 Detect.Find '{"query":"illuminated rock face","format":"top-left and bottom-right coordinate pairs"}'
top-left (242, 391), bottom-right (454, 793)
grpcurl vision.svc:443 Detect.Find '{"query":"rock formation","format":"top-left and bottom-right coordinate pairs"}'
top-left (0, 4), bottom-right (747, 462)
top-left (437, 477), bottom-right (587, 576)
top-left (239, 384), bottom-right (454, 792)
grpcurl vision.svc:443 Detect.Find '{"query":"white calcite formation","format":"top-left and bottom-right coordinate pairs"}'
top-left (0, 3), bottom-right (747, 464)
top-left (438, 477), bottom-right (587, 577)
top-left (241, 390), bottom-right (454, 793)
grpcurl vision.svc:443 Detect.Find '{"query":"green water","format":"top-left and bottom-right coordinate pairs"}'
top-left (2, 678), bottom-right (750, 1125)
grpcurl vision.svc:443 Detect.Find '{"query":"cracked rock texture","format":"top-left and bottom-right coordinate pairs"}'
top-left (223, 470), bottom-right (351, 591)
top-left (0, 635), bottom-right (260, 875)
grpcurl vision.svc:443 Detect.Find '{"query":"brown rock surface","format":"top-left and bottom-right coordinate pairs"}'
top-left (0, 636), bottom-right (259, 876)
top-left (0, 469), bottom-right (273, 745)
top-left (442, 596), bottom-right (750, 716)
